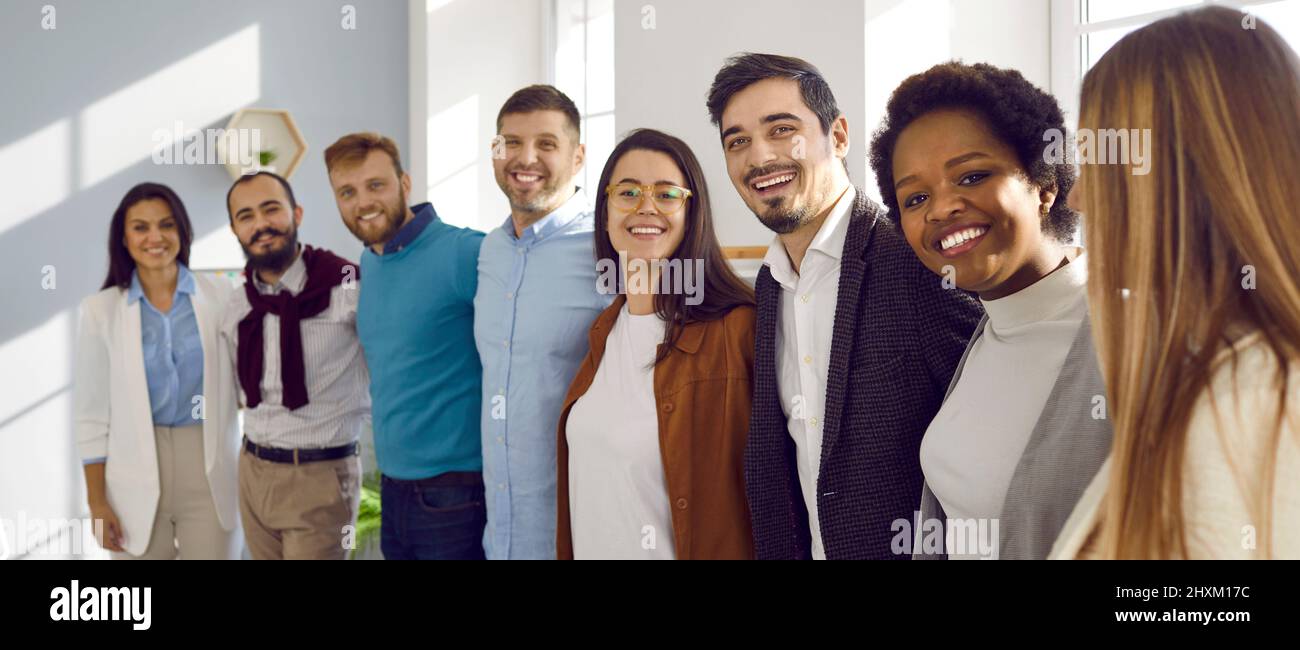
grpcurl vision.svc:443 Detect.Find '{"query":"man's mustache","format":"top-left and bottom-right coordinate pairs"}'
top-left (250, 227), bottom-right (286, 244)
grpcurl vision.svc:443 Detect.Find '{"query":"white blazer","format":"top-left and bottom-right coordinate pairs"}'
top-left (73, 272), bottom-right (241, 556)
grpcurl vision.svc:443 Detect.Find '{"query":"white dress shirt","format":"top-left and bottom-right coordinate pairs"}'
top-left (763, 185), bottom-right (855, 560)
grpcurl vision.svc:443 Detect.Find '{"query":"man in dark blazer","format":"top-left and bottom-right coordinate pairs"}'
top-left (707, 53), bottom-right (983, 559)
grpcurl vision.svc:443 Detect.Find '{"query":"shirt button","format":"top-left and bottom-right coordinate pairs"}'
top-left (498, 483), bottom-right (505, 490)
top-left (803, 355), bottom-right (811, 364)
top-left (675, 498), bottom-right (688, 510)
top-left (502, 340), bottom-right (509, 348)
top-left (505, 292), bottom-right (513, 299)
top-left (497, 436), bottom-right (503, 443)
top-left (810, 417), bottom-right (819, 427)
top-left (662, 402), bottom-right (674, 412)
top-left (801, 295), bottom-right (810, 303)
top-left (498, 387), bottom-right (505, 393)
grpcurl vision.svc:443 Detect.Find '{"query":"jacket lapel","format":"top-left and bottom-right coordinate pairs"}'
top-left (818, 189), bottom-right (877, 465)
top-left (118, 292), bottom-right (156, 456)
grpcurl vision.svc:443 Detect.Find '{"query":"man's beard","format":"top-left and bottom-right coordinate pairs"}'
top-left (756, 198), bottom-right (815, 235)
top-left (745, 164), bottom-right (828, 235)
top-left (499, 167), bottom-right (563, 214)
top-left (241, 224), bottom-right (299, 273)
top-left (345, 188), bottom-right (408, 247)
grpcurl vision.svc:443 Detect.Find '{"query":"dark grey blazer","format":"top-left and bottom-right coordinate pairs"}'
top-left (914, 313), bottom-right (1113, 559)
top-left (745, 188), bottom-right (983, 560)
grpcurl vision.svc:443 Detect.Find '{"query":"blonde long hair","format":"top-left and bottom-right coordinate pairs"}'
top-left (1079, 6), bottom-right (1300, 558)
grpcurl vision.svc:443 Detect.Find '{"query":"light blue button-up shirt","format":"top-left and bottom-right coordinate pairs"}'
top-left (132, 264), bottom-right (204, 427)
top-left (473, 189), bottom-right (613, 559)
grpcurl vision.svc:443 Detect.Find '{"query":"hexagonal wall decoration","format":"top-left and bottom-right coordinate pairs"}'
top-left (217, 108), bottom-right (308, 180)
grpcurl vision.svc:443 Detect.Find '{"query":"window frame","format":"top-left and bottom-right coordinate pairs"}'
top-left (1050, 0), bottom-right (1285, 122)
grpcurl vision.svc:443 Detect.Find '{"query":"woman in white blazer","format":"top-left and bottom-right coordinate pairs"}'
top-left (74, 182), bottom-right (242, 559)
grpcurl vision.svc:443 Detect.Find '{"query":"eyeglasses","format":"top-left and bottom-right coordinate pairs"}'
top-left (605, 182), bottom-right (693, 213)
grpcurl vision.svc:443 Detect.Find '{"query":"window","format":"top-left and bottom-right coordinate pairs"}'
top-left (551, 0), bottom-right (615, 201)
top-left (1051, 0), bottom-right (1300, 121)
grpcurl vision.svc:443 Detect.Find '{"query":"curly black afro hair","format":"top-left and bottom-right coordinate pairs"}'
top-left (868, 61), bottom-right (1078, 241)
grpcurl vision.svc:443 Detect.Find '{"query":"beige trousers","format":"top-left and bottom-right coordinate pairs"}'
top-left (238, 446), bottom-right (361, 560)
top-left (112, 424), bottom-right (239, 560)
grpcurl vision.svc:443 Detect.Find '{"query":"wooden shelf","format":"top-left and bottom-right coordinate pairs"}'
top-left (217, 108), bottom-right (308, 180)
top-left (723, 246), bottom-right (767, 260)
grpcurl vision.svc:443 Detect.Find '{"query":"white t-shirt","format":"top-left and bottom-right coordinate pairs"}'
top-left (566, 304), bottom-right (675, 559)
top-left (920, 251), bottom-right (1088, 559)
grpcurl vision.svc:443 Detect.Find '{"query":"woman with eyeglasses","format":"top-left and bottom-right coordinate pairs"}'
top-left (556, 128), bottom-right (756, 559)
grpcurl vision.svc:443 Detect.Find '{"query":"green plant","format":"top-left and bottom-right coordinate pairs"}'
top-left (257, 149), bottom-right (278, 166)
top-left (349, 471), bottom-right (382, 559)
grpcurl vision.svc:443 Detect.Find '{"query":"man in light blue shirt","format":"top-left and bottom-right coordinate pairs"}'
top-left (474, 85), bottom-right (612, 559)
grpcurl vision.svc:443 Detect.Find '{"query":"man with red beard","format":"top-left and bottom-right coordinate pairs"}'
top-left (474, 85), bottom-right (612, 559)
top-left (326, 132), bottom-right (487, 560)
top-left (220, 171), bottom-right (369, 560)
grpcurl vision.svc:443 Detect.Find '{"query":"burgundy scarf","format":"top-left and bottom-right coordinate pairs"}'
top-left (236, 245), bottom-right (358, 410)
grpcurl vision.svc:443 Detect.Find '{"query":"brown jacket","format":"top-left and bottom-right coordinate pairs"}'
top-left (556, 295), bottom-right (756, 559)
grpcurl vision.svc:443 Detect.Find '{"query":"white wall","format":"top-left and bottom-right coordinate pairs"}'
top-left (421, 0), bottom-right (547, 232)
top-left (613, 0), bottom-right (1051, 247)
top-left (864, 0), bottom-right (1051, 204)
top-left (614, 0), bottom-right (868, 251)
top-left (0, 0), bottom-right (409, 559)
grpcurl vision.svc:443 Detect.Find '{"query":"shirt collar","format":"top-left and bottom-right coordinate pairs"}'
top-left (382, 203), bottom-right (437, 255)
top-left (762, 186), bottom-right (856, 289)
top-left (253, 246), bottom-right (306, 294)
top-left (501, 188), bottom-right (589, 244)
top-left (127, 263), bottom-right (196, 305)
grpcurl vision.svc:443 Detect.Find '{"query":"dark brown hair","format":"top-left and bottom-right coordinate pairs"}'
top-left (101, 182), bottom-right (194, 290)
top-left (496, 85), bottom-right (581, 142)
top-left (707, 53), bottom-right (848, 174)
top-left (594, 129), bottom-right (755, 363)
top-left (707, 52), bottom-right (843, 133)
top-left (225, 170), bottom-right (298, 220)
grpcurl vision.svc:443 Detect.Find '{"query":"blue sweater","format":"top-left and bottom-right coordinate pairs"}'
top-left (358, 203), bottom-right (485, 479)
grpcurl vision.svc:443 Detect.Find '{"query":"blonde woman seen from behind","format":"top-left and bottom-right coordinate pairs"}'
top-left (1050, 6), bottom-right (1300, 560)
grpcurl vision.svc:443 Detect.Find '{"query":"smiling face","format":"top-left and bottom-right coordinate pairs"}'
top-left (719, 78), bottom-right (849, 235)
top-left (122, 198), bottom-right (181, 274)
top-left (493, 110), bottom-right (585, 217)
top-left (891, 108), bottom-right (1059, 299)
top-left (228, 174), bottom-right (303, 272)
top-left (329, 149), bottom-right (411, 251)
top-left (604, 149), bottom-right (690, 265)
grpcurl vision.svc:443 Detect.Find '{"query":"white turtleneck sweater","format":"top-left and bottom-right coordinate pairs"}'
top-left (920, 251), bottom-right (1088, 557)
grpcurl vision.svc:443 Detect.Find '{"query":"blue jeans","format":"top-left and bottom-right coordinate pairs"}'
top-left (380, 473), bottom-right (487, 560)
